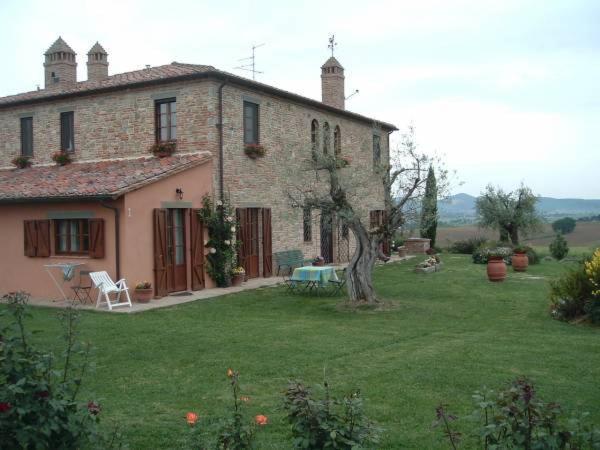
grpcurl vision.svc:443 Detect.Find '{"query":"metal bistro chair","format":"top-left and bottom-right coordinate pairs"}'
top-left (71, 270), bottom-right (93, 304)
top-left (329, 268), bottom-right (347, 296)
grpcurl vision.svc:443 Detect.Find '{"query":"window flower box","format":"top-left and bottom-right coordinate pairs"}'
top-left (12, 155), bottom-right (32, 169)
top-left (244, 144), bottom-right (265, 159)
top-left (51, 151), bottom-right (71, 166)
top-left (150, 140), bottom-right (176, 158)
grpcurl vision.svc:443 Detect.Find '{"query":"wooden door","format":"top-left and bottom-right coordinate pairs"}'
top-left (262, 208), bottom-right (272, 277)
top-left (237, 208), bottom-right (260, 279)
top-left (168, 209), bottom-right (187, 292)
top-left (320, 212), bottom-right (333, 263)
top-left (190, 210), bottom-right (205, 290)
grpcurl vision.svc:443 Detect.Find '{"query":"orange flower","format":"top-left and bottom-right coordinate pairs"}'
top-left (186, 412), bottom-right (198, 426)
top-left (255, 414), bottom-right (268, 426)
top-left (226, 368), bottom-right (234, 378)
top-left (240, 395), bottom-right (250, 403)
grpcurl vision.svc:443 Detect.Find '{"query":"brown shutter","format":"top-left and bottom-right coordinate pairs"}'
top-left (190, 210), bottom-right (205, 291)
top-left (24, 220), bottom-right (38, 256)
top-left (369, 211), bottom-right (378, 229)
top-left (262, 208), bottom-right (272, 277)
top-left (88, 219), bottom-right (105, 258)
top-left (35, 220), bottom-right (51, 257)
top-left (236, 208), bottom-right (247, 273)
top-left (381, 210), bottom-right (390, 256)
top-left (153, 209), bottom-right (168, 297)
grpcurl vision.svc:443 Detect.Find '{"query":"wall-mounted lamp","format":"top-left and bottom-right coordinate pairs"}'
top-left (175, 188), bottom-right (184, 200)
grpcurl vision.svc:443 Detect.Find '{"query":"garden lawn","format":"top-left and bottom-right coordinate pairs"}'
top-left (6, 255), bottom-right (600, 449)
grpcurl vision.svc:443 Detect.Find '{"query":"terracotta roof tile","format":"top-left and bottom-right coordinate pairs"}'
top-left (0, 152), bottom-right (211, 202)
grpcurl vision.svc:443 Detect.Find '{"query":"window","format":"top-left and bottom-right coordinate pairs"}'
top-left (333, 125), bottom-right (341, 155)
top-left (20, 117), bottom-right (33, 157)
top-left (55, 219), bottom-right (89, 255)
top-left (323, 122), bottom-right (330, 154)
top-left (243, 101), bottom-right (259, 145)
top-left (155, 98), bottom-right (177, 142)
top-left (341, 222), bottom-right (349, 239)
top-left (311, 119), bottom-right (319, 151)
top-left (60, 111), bottom-right (74, 152)
top-left (373, 134), bottom-right (381, 167)
top-left (303, 207), bottom-right (312, 242)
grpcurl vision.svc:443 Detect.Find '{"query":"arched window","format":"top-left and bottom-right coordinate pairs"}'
top-left (333, 125), bottom-right (341, 155)
top-left (311, 119), bottom-right (319, 151)
top-left (322, 122), bottom-right (330, 154)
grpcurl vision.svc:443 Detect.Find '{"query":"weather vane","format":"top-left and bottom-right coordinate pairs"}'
top-left (328, 34), bottom-right (337, 57)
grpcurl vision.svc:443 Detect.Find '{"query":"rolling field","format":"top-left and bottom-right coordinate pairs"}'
top-left (437, 221), bottom-right (600, 249)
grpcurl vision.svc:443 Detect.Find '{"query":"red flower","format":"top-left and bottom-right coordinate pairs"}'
top-left (0, 402), bottom-right (12, 413)
top-left (186, 412), bottom-right (199, 426)
top-left (87, 401), bottom-right (101, 416)
top-left (254, 414), bottom-right (268, 426)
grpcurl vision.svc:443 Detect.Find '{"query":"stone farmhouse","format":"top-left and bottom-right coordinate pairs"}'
top-left (0, 37), bottom-right (396, 298)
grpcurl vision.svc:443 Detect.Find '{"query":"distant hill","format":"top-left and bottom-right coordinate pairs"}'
top-left (438, 193), bottom-right (600, 222)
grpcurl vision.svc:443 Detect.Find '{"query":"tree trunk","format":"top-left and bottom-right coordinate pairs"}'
top-left (499, 228), bottom-right (509, 243)
top-left (509, 227), bottom-right (520, 246)
top-left (345, 224), bottom-right (379, 305)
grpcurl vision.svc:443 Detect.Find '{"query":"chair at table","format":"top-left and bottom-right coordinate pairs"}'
top-left (71, 270), bottom-right (93, 304)
top-left (89, 271), bottom-right (132, 311)
top-left (329, 268), bottom-right (347, 296)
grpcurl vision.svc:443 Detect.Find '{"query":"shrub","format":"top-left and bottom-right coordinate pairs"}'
top-left (550, 233), bottom-right (569, 260)
top-left (552, 217), bottom-right (577, 234)
top-left (0, 292), bottom-right (121, 449)
top-left (282, 379), bottom-right (381, 449)
top-left (435, 377), bottom-right (600, 449)
top-left (525, 245), bottom-right (540, 265)
top-left (51, 151), bottom-right (72, 166)
top-left (11, 155), bottom-right (32, 169)
top-left (449, 237), bottom-right (488, 254)
top-left (549, 255), bottom-right (594, 321)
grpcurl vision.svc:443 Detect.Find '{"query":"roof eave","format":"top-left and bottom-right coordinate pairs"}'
top-left (0, 194), bottom-right (116, 204)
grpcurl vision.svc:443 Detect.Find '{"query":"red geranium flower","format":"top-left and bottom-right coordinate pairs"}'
top-left (87, 401), bottom-right (101, 416)
top-left (0, 402), bottom-right (12, 413)
top-left (254, 414), bottom-right (268, 426)
top-left (186, 412), bottom-right (199, 426)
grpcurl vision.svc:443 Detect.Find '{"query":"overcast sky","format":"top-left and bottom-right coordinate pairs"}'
top-left (1, 0), bottom-right (598, 198)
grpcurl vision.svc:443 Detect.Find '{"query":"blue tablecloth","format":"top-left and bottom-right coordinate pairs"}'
top-left (291, 266), bottom-right (339, 285)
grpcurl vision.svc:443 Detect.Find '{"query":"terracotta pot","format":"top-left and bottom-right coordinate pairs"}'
top-left (487, 257), bottom-right (507, 282)
top-left (312, 260), bottom-right (325, 266)
top-left (134, 288), bottom-right (153, 303)
top-left (398, 246), bottom-right (407, 258)
top-left (512, 252), bottom-right (529, 272)
top-left (232, 273), bottom-right (244, 287)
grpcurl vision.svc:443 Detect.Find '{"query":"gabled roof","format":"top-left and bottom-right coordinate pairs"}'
top-left (0, 152), bottom-right (211, 203)
top-left (45, 37), bottom-right (75, 55)
top-left (88, 42), bottom-right (107, 55)
top-left (0, 62), bottom-right (397, 130)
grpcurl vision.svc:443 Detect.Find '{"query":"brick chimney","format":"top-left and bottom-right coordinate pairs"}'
top-left (44, 37), bottom-right (77, 90)
top-left (87, 42), bottom-right (109, 82)
top-left (321, 56), bottom-right (345, 110)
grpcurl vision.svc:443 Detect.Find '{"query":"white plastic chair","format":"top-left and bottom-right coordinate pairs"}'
top-left (89, 271), bottom-right (132, 311)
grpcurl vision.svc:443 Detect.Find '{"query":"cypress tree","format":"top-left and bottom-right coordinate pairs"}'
top-left (420, 166), bottom-right (438, 247)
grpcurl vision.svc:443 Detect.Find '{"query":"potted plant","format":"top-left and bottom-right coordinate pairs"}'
top-left (335, 155), bottom-right (352, 168)
top-left (149, 140), bottom-right (176, 158)
top-left (232, 266), bottom-right (245, 287)
top-left (512, 245), bottom-right (529, 272)
top-left (312, 255), bottom-right (325, 267)
top-left (52, 151), bottom-right (71, 166)
top-left (12, 155), bottom-right (32, 169)
top-left (134, 281), bottom-right (153, 303)
top-left (485, 247), bottom-right (511, 282)
top-left (244, 144), bottom-right (266, 159)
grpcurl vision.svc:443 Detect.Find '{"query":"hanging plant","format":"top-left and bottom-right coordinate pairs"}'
top-left (149, 140), bottom-right (177, 157)
top-left (244, 144), bottom-right (266, 159)
top-left (51, 151), bottom-right (72, 166)
top-left (11, 155), bottom-right (32, 169)
top-left (198, 195), bottom-right (239, 287)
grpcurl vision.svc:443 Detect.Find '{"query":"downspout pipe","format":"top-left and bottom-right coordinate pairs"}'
top-left (217, 79), bottom-right (228, 203)
top-left (100, 201), bottom-right (120, 280)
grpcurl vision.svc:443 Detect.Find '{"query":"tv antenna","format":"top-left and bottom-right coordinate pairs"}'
top-left (234, 43), bottom-right (265, 80)
top-left (345, 89), bottom-right (359, 100)
top-left (328, 34), bottom-right (337, 57)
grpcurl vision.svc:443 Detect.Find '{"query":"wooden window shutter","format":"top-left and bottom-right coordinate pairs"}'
top-left (153, 209), bottom-right (169, 297)
top-left (24, 220), bottom-right (38, 256)
top-left (190, 210), bottom-right (205, 291)
top-left (262, 208), bottom-right (272, 277)
top-left (89, 219), bottom-right (105, 258)
top-left (369, 211), bottom-right (378, 230)
top-left (36, 220), bottom-right (51, 257)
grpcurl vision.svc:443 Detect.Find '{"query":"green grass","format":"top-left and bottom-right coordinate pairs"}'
top-left (5, 256), bottom-right (600, 449)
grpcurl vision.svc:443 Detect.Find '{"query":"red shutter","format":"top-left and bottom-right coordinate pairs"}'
top-left (153, 209), bottom-right (168, 297)
top-left (262, 208), bottom-right (272, 277)
top-left (190, 210), bottom-right (205, 291)
top-left (88, 219), bottom-right (105, 258)
top-left (24, 220), bottom-right (38, 257)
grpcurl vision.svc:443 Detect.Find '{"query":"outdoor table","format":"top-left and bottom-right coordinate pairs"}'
top-left (290, 266), bottom-right (339, 294)
top-left (44, 262), bottom-right (86, 302)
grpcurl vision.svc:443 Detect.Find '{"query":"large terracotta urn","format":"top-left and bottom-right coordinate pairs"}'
top-left (512, 252), bottom-right (529, 272)
top-left (487, 257), bottom-right (507, 282)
